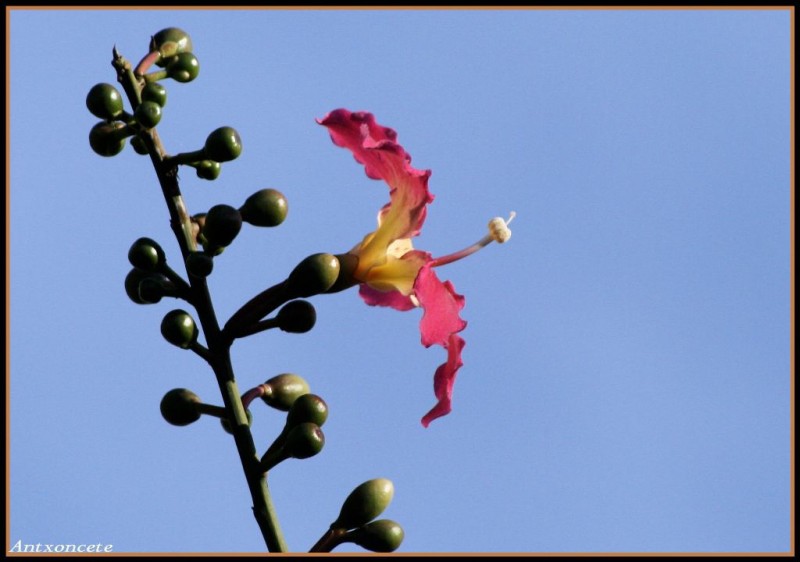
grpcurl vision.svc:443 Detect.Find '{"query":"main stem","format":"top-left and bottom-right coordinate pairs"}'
top-left (113, 49), bottom-right (287, 552)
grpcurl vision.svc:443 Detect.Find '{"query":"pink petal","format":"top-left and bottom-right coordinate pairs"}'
top-left (317, 109), bottom-right (434, 244)
top-left (413, 264), bottom-right (468, 426)
top-left (414, 264), bottom-right (467, 348)
top-left (359, 284), bottom-right (417, 311)
top-left (421, 334), bottom-right (465, 428)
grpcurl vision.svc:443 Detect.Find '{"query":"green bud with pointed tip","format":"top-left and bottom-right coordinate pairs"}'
top-left (86, 83), bottom-right (124, 120)
top-left (152, 27), bottom-right (193, 64)
top-left (287, 253), bottom-right (340, 298)
top-left (160, 388), bottom-right (201, 426)
top-left (128, 237), bottom-right (165, 272)
top-left (185, 252), bottom-right (214, 278)
top-left (333, 479), bottom-right (395, 531)
top-left (204, 126), bottom-right (242, 162)
top-left (346, 520), bottom-right (404, 553)
top-left (195, 160), bottom-right (221, 180)
top-left (141, 82), bottom-right (168, 107)
top-left (160, 309), bottom-right (198, 349)
top-left (275, 300), bottom-right (316, 333)
top-left (220, 409), bottom-right (253, 434)
top-left (202, 204), bottom-right (242, 247)
top-left (240, 188), bottom-right (288, 227)
top-left (260, 373), bottom-right (310, 411)
top-left (286, 393), bottom-right (328, 428)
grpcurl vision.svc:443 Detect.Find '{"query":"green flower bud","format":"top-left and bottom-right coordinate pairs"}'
top-left (86, 83), bottom-right (124, 120)
top-left (124, 269), bottom-right (171, 305)
top-left (152, 27), bottom-right (193, 65)
top-left (325, 253), bottom-right (360, 294)
top-left (346, 520), bottom-right (404, 553)
top-left (333, 479), bottom-right (395, 531)
top-left (89, 121), bottom-right (130, 157)
top-left (141, 82), bottom-right (168, 107)
top-left (259, 422), bottom-right (325, 472)
top-left (275, 300), bottom-right (316, 333)
top-left (130, 135), bottom-right (149, 155)
top-left (136, 102), bottom-right (162, 126)
top-left (202, 204), bottom-right (242, 247)
top-left (134, 101), bottom-right (162, 129)
top-left (286, 393), bottom-right (328, 428)
top-left (166, 52), bottom-right (199, 83)
top-left (287, 253), bottom-right (340, 298)
top-left (204, 126), bottom-right (242, 162)
top-left (185, 252), bottom-right (214, 278)
top-left (160, 309), bottom-right (198, 349)
top-left (195, 160), bottom-right (221, 180)
top-left (260, 373), bottom-right (310, 411)
top-left (240, 188), bottom-right (288, 227)
top-left (124, 268), bottom-right (151, 304)
top-left (137, 275), bottom-right (175, 304)
top-left (160, 388), bottom-right (201, 426)
top-left (220, 409), bottom-right (253, 435)
top-left (128, 237), bottom-right (165, 271)
top-left (284, 422), bottom-right (325, 459)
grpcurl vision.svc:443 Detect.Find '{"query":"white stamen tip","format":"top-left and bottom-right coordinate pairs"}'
top-left (488, 212), bottom-right (515, 243)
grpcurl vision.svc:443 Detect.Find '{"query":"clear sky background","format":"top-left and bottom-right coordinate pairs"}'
top-left (7, 7), bottom-right (792, 554)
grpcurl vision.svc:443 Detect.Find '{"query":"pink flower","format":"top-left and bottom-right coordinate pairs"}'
top-left (317, 109), bottom-right (513, 427)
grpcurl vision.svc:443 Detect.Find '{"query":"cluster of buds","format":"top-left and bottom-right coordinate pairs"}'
top-left (87, 27), bottom-right (404, 553)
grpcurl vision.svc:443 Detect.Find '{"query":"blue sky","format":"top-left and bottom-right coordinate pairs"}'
top-left (7, 7), bottom-right (792, 554)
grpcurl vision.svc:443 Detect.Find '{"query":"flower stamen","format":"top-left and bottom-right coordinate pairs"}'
top-left (430, 212), bottom-right (516, 268)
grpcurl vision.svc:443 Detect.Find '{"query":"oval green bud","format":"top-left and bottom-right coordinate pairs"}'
top-left (276, 300), bottom-right (316, 333)
top-left (134, 100), bottom-right (162, 129)
top-left (141, 82), bottom-right (168, 107)
top-left (195, 160), bottom-right (221, 180)
top-left (202, 204), bottom-right (242, 247)
top-left (128, 237), bottom-right (165, 271)
top-left (204, 126), bottom-right (242, 162)
top-left (137, 275), bottom-right (175, 304)
top-left (130, 135), bottom-right (149, 155)
top-left (220, 409), bottom-right (253, 435)
top-left (160, 309), bottom-right (198, 349)
top-left (286, 393), bottom-right (328, 428)
top-left (86, 83), bottom-right (124, 120)
top-left (124, 268), bottom-right (151, 304)
top-left (240, 188), bottom-right (288, 227)
top-left (160, 388), bottom-right (201, 426)
top-left (89, 121), bottom-right (128, 157)
top-left (152, 27), bottom-right (193, 64)
top-left (325, 253), bottom-right (360, 294)
top-left (333, 479), bottom-right (395, 530)
top-left (124, 269), bottom-right (171, 305)
top-left (185, 252), bottom-right (214, 278)
top-left (166, 52), bottom-right (199, 83)
top-left (347, 520), bottom-right (404, 553)
top-left (260, 373), bottom-right (310, 411)
top-left (287, 253), bottom-right (340, 298)
top-left (284, 422), bottom-right (325, 459)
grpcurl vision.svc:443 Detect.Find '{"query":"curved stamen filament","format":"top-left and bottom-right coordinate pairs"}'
top-left (430, 212), bottom-right (515, 268)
